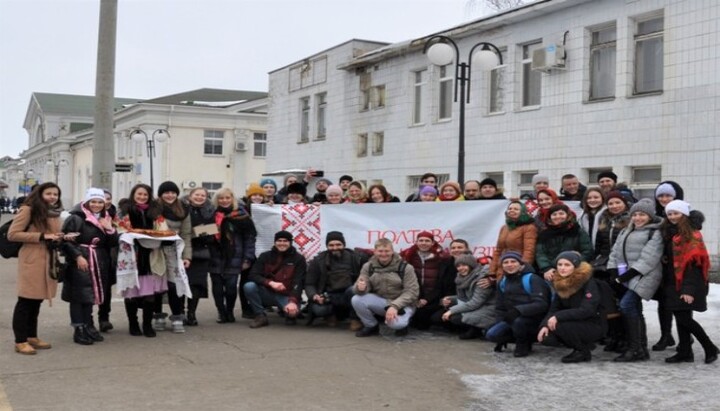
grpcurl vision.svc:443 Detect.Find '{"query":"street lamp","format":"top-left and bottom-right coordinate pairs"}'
top-left (423, 35), bottom-right (503, 184)
top-left (46, 159), bottom-right (68, 184)
top-left (130, 128), bottom-right (170, 189)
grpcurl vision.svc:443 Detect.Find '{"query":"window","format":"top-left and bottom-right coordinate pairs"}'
top-left (522, 42), bottom-right (542, 107)
top-left (316, 93), bottom-right (327, 139)
top-left (438, 65), bottom-right (453, 120)
top-left (488, 49), bottom-right (507, 114)
top-left (413, 70), bottom-right (427, 124)
top-left (587, 168), bottom-right (613, 184)
top-left (517, 171), bottom-right (538, 197)
top-left (357, 133), bottom-right (368, 157)
top-left (406, 174), bottom-right (450, 195)
top-left (372, 132), bottom-right (384, 156)
top-left (372, 85), bottom-right (386, 109)
top-left (634, 16), bottom-right (664, 94)
top-left (299, 97), bottom-right (310, 143)
top-left (631, 166), bottom-right (662, 199)
top-left (484, 172), bottom-right (504, 189)
top-left (253, 132), bottom-right (267, 157)
top-left (590, 25), bottom-right (617, 100)
top-left (202, 182), bottom-right (223, 199)
top-left (203, 130), bottom-right (224, 155)
top-left (359, 72), bottom-right (371, 111)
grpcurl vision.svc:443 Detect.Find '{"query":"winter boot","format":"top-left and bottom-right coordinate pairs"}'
top-left (652, 308), bottom-right (675, 351)
top-left (152, 312), bottom-right (168, 331)
top-left (73, 326), bottom-right (94, 345)
top-left (142, 302), bottom-right (157, 338)
top-left (639, 315), bottom-right (650, 360)
top-left (170, 315), bottom-right (185, 334)
top-left (85, 324), bottom-right (104, 342)
top-left (459, 327), bottom-right (482, 340)
top-left (614, 317), bottom-right (644, 362)
top-left (125, 299), bottom-right (142, 336)
top-left (561, 349), bottom-right (592, 363)
top-left (185, 298), bottom-right (199, 326)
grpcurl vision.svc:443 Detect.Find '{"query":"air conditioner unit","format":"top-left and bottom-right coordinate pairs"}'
top-left (234, 141), bottom-right (247, 152)
top-left (531, 44), bottom-right (566, 73)
top-left (182, 181), bottom-right (198, 189)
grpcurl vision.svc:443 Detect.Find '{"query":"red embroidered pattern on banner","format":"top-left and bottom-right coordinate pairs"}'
top-left (281, 204), bottom-right (321, 259)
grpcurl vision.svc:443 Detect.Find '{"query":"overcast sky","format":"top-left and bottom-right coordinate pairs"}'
top-left (0, 0), bottom-right (499, 157)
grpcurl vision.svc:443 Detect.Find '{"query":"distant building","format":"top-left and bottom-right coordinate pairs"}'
top-left (267, 0), bottom-right (719, 263)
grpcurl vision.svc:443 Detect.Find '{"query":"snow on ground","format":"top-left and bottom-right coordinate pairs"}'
top-left (461, 285), bottom-right (720, 411)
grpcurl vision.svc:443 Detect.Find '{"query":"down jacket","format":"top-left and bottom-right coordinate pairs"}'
top-left (354, 253), bottom-right (420, 310)
top-left (494, 265), bottom-right (550, 321)
top-left (447, 266), bottom-right (497, 329)
top-left (607, 219), bottom-right (664, 300)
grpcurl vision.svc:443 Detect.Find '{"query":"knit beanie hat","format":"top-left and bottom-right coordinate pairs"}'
top-left (455, 254), bottom-right (478, 269)
top-left (597, 171), bottom-right (618, 183)
top-left (531, 174), bottom-right (549, 186)
top-left (339, 175), bottom-right (353, 184)
top-left (629, 198), bottom-right (656, 218)
top-left (416, 231), bottom-right (434, 242)
top-left (316, 178), bottom-right (332, 187)
top-left (555, 251), bottom-right (582, 268)
top-left (260, 178), bottom-right (277, 189)
top-left (286, 182), bottom-right (307, 196)
top-left (274, 230), bottom-right (293, 242)
top-left (500, 250), bottom-right (524, 264)
top-left (245, 183), bottom-right (265, 198)
top-left (665, 199), bottom-right (690, 216)
top-left (419, 185), bottom-right (438, 196)
top-left (84, 187), bottom-right (106, 203)
top-left (157, 181), bottom-right (180, 197)
top-left (326, 231), bottom-right (346, 246)
top-left (326, 185), bottom-right (343, 196)
top-left (654, 183), bottom-right (676, 199)
top-left (479, 178), bottom-right (497, 189)
top-left (606, 190), bottom-right (628, 205)
top-left (548, 203), bottom-right (571, 217)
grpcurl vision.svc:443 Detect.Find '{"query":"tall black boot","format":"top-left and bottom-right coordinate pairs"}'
top-left (73, 325), bottom-right (94, 345)
top-left (652, 307), bottom-right (675, 351)
top-left (142, 300), bottom-right (156, 338)
top-left (639, 315), bottom-right (650, 360)
top-left (614, 316), bottom-right (644, 362)
top-left (125, 299), bottom-right (142, 336)
top-left (185, 298), bottom-right (199, 326)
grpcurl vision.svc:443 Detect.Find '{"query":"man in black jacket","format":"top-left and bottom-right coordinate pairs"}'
top-left (305, 231), bottom-right (368, 328)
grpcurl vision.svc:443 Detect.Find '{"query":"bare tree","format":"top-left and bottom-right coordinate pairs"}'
top-left (466, 0), bottom-right (528, 16)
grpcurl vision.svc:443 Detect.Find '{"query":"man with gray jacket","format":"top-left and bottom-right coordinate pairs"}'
top-left (351, 238), bottom-right (419, 337)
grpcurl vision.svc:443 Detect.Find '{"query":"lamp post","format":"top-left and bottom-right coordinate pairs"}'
top-left (46, 159), bottom-right (68, 184)
top-left (130, 128), bottom-right (170, 189)
top-left (423, 35), bottom-right (503, 184)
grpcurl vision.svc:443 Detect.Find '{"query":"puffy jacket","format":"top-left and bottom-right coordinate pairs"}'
top-left (608, 220), bottom-right (663, 300)
top-left (494, 266), bottom-right (550, 321)
top-left (447, 266), bottom-right (497, 329)
top-left (208, 207), bottom-right (256, 275)
top-left (536, 223), bottom-right (593, 273)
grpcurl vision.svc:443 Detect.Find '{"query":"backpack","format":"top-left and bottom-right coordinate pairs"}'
top-left (368, 261), bottom-right (408, 281)
top-left (0, 220), bottom-right (25, 259)
top-left (592, 278), bottom-right (619, 319)
top-left (498, 272), bottom-right (554, 299)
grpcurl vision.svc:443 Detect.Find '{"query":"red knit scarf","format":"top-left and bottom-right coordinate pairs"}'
top-left (672, 231), bottom-right (710, 291)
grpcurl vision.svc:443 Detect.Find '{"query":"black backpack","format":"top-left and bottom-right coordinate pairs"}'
top-left (0, 220), bottom-right (24, 259)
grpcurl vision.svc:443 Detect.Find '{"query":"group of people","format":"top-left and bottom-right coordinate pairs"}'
top-left (6, 170), bottom-right (717, 367)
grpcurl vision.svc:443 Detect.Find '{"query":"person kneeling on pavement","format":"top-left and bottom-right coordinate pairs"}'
top-left (244, 230), bottom-right (306, 328)
top-left (537, 251), bottom-right (606, 363)
top-left (351, 238), bottom-right (419, 337)
top-left (485, 251), bottom-right (550, 357)
top-left (432, 254), bottom-right (496, 340)
top-left (305, 231), bottom-right (368, 329)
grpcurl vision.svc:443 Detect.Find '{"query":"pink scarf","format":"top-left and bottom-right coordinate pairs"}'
top-left (82, 204), bottom-right (116, 234)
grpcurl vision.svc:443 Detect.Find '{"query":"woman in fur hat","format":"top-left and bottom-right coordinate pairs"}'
top-left (538, 251), bottom-right (605, 363)
top-left (661, 200), bottom-right (718, 364)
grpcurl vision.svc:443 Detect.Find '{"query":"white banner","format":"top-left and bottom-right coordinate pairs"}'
top-left (253, 201), bottom-right (511, 259)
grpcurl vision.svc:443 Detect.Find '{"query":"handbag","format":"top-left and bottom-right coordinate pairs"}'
top-left (49, 250), bottom-right (67, 282)
top-left (590, 255), bottom-right (609, 271)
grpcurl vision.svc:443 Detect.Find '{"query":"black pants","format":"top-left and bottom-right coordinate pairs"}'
top-left (13, 297), bottom-right (43, 343)
top-left (674, 310), bottom-right (715, 353)
top-left (69, 302), bottom-right (93, 326)
top-left (97, 280), bottom-right (113, 322)
top-left (544, 320), bottom-right (604, 350)
top-left (429, 308), bottom-right (467, 332)
top-left (210, 273), bottom-right (238, 314)
top-left (411, 302), bottom-right (442, 330)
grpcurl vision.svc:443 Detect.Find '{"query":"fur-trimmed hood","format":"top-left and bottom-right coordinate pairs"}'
top-left (552, 261), bottom-right (593, 299)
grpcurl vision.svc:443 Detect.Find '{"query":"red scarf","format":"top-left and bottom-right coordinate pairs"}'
top-left (672, 231), bottom-right (710, 291)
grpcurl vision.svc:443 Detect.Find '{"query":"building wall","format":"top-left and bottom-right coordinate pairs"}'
top-left (267, 0), bottom-right (720, 259)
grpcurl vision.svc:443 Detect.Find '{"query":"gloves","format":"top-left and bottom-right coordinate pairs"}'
top-left (607, 268), bottom-right (619, 282)
top-left (618, 268), bottom-right (642, 283)
top-left (503, 308), bottom-right (521, 324)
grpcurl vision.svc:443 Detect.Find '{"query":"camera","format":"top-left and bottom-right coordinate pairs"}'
top-left (314, 170), bottom-right (324, 177)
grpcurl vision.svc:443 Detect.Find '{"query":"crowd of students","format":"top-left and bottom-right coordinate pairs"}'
top-left (5, 171), bottom-right (717, 366)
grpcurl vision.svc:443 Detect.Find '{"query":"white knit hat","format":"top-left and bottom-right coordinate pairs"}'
top-left (665, 199), bottom-right (690, 216)
top-left (84, 187), bottom-right (106, 203)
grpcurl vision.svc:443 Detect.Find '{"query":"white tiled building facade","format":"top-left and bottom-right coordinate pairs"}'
top-left (266, 0), bottom-right (719, 262)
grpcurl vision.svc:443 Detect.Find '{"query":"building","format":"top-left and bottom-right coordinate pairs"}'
top-left (267, 0), bottom-right (719, 262)
top-left (15, 88), bottom-right (268, 206)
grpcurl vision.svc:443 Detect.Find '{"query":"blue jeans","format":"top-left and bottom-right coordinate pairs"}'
top-left (243, 282), bottom-right (291, 316)
top-left (486, 317), bottom-right (541, 344)
top-left (619, 289), bottom-right (642, 318)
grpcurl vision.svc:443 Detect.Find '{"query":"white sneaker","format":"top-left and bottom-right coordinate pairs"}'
top-left (152, 317), bottom-right (166, 331)
top-left (171, 320), bottom-right (185, 334)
